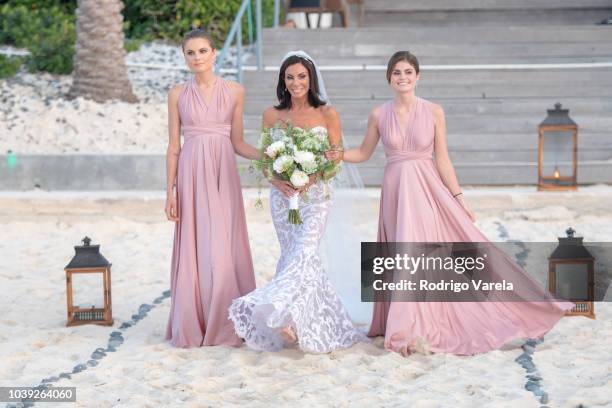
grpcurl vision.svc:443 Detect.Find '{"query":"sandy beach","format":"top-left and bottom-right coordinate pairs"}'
top-left (1, 188), bottom-right (610, 407)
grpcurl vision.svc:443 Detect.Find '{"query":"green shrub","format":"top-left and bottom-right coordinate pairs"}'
top-left (0, 3), bottom-right (75, 74)
top-left (0, 54), bottom-right (23, 78)
top-left (2, 0), bottom-right (75, 14)
top-left (0, 0), bottom-right (278, 75)
top-left (123, 0), bottom-right (277, 46)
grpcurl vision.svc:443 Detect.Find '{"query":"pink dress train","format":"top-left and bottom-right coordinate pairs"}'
top-left (166, 78), bottom-right (256, 348)
top-left (368, 98), bottom-right (573, 355)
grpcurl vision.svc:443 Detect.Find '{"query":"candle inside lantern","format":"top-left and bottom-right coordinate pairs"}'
top-left (553, 166), bottom-right (561, 179)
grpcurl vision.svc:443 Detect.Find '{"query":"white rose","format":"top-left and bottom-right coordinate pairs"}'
top-left (294, 150), bottom-right (315, 165)
top-left (290, 169), bottom-right (309, 188)
top-left (273, 155), bottom-right (294, 174)
top-left (265, 140), bottom-right (285, 158)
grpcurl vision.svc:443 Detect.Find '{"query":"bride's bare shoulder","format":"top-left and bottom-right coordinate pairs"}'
top-left (320, 104), bottom-right (339, 119)
top-left (262, 106), bottom-right (281, 127)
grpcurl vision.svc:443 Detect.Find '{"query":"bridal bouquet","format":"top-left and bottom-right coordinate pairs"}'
top-left (253, 123), bottom-right (341, 224)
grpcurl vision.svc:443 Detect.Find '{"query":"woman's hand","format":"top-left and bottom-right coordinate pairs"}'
top-left (165, 193), bottom-right (179, 222)
top-left (297, 174), bottom-right (318, 195)
top-left (324, 148), bottom-right (343, 163)
top-left (270, 178), bottom-right (297, 197)
top-left (455, 194), bottom-right (476, 222)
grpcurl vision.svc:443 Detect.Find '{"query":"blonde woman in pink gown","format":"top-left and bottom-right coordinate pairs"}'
top-left (328, 51), bottom-right (573, 356)
top-left (164, 30), bottom-right (259, 348)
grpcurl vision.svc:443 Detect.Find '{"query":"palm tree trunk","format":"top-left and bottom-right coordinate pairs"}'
top-left (69, 0), bottom-right (138, 103)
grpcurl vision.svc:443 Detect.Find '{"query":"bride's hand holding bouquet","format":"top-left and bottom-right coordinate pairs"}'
top-left (254, 123), bottom-right (341, 224)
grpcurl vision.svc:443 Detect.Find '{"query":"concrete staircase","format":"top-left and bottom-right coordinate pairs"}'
top-left (239, 0), bottom-right (612, 186)
top-left (363, 0), bottom-right (612, 26)
top-left (3, 1), bottom-right (610, 190)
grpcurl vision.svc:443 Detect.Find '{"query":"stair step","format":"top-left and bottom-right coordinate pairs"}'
top-left (244, 97), bottom-right (612, 116)
top-left (363, 9), bottom-right (612, 27)
top-left (262, 26), bottom-right (612, 43)
top-left (363, 0), bottom-right (612, 12)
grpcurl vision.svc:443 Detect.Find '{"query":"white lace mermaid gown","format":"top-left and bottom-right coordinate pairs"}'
top-left (229, 128), bottom-right (367, 353)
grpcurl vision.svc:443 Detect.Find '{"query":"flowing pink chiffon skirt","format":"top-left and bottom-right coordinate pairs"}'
top-left (368, 98), bottom-right (573, 355)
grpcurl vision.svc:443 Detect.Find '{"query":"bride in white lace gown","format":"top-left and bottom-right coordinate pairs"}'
top-left (228, 51), bottom-right (367, 353)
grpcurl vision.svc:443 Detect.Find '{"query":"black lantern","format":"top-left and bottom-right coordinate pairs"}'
top-left (548, 228), bottom-right (595, 318)
top-left (538, 103), bottom-right (578, 191)
top-left (65, 237), bottom-right (113, 326)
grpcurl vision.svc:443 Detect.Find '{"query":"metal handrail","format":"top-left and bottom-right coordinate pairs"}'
top-left (215, 0), bottom-right (263, 82)
top-left (274, 0), bottom-right (281, 27)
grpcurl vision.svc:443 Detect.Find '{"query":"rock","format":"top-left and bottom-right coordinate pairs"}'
top-left (525, 381), bottom-right (538, 391)
top-left (108, 336), bottom-right (123, 348)
top-left (87, 359), bottom-right (99, 367)
top-left (523, 345), bottom-right (536, 354)
top-left (515, 353), bottom-right (529, 364)
top-left (541, 392), bottom-right (549, 404)
top-left (72, 363), bottom-right (87, 373)
top-left (139, 304), bottom-right (153, 314)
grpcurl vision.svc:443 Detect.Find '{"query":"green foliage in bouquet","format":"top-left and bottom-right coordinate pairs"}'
top-left (253, 123), bottom-right (342, 224)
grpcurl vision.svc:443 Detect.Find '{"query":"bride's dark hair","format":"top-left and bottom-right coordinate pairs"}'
top-left (275, 55), bottom-right (327, 110)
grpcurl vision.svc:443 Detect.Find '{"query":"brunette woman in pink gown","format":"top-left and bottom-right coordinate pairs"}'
top-left (164, 30), bottom-right (260, 348)
top-left (328, 51), bottom-right (573, 355)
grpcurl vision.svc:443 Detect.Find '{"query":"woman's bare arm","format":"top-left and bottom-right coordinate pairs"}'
top-left (432, 103), bottom-right (461, 194)
top-left (341, 107), bottom-right (381, 163)
top-left (432, 102), bottom-right (475, 221)
top-left (166, 85), bottom-right (182, 195)
top-left (230, 82), bottom-right (261, 160)
top-left (324, 105), bottom-right (342, 149)
top-left (165, 85), bottom-right (182, 221)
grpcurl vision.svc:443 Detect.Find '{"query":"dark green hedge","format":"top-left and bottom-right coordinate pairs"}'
top-left (0, 3), bottom-right (75, 74)
top-left (0, 0), bottom-right (277, 76)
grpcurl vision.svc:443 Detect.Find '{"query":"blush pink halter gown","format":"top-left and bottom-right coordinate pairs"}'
top-left (166, 77), bottom-right (256, 348)
top-left (368, 98), bottom-right (573, 355)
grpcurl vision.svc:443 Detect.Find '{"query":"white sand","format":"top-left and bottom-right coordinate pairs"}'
top-left (0, 188), bottom-right (611, 407)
